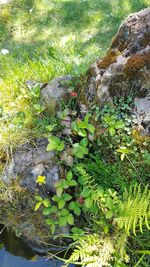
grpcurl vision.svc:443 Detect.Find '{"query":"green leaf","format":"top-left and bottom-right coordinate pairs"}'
top-left (71, 227), bottom-right (84, 234)
top-left (83, 147), bottom-right (89, 155)
top-left (67, 214), bottom-right (74, 225)
top-left (78, 129), bottom-right (87, 137)
top-left (78, 121), bottom-right (87, 129)
top-left (87, 124), bottom-right (95, 134)
top-left (57, 141), bottom-right (65, 151)
top-left (105, 197), bottom-right (113, 210)
top-left (63, 193), bottom-right (72, 201)
top-left (71, 121), bottom-right (79, 132)
top-left (35, 195), bottom-right (43, 202)
top-left (109, 127), bottom-right (116, 136)
top-left (52, 195), bottom-right (59, 202)
top-left (46, 142), bottom-right (56, 152)
top-left (43, 199), bottom-right (51, 208)
top-left (68, 180), bottom-right (77, 186)
top-left (56, 187), bottom-right (64, 197)
top-left (35, 202), bottom-right (42, 211)
top-left (60, 209), bottom-right (69, 216)
top-left (46, 124), bottom-right (57, 132)
top-left (50, 224), bottom-right (56, 234)
top-left (81, 188), bottom-right (91, 198)
top-left (45, 218), bottom-right (53, 225)
top-left (47, 206), bottom-right (58, 214)
top-left (116, 147), bottom-right (130, 154)
top-left (59, 216), bottom-right (67, 227)
top-left (68, 201), bottom-right (76, 210)
top-left (66, 171), bottom-right (73, 181)
top-left (115, 120), bottom-right (125, 129)
top-left (80, 137), bottom-right (88, 147)
top-left (85, 198), bottom-right (93, 208)
top-left (42, 207), bottom-right (52, 215)
top-left (58, 199), bottom-right (66, 209)
top-left (106, 210), bottom-right (113, 219)
top-left (33, 104), bottom-right (45, 113)
top-left (74, 207), bottom-right (81, 216)
top-left (84, 114), bottom-right (90, 124)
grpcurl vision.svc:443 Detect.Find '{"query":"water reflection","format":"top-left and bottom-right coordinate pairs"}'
top-left (0, 225), bottom-right (74, 267)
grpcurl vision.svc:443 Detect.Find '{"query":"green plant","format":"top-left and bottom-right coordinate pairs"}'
top-left (46, 135), bottom-right (65, 152)
top-left (55, 171), bottom-right (77, 196)
top-left (73, 138), bottom-right (89, 159)
top-left (103, 114), bottom-right (125, 136)
top-left (72, 114), bottom-right (95, 137)
top-left (33, 104), bottom-right (46, 114)
top-left (116, 184), bottom-right (150, 235)
top-left (63, 234), bottom-right (115, 267)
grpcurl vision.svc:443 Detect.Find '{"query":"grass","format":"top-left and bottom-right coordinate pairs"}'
top-left (0, 0), bottom-right (149, 161)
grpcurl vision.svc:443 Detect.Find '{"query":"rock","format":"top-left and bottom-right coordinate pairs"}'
top-left (85, 8), bottom-right (150, 135)
top-left (2, 138), bottom-right (59, 195)
top-left (0, 138), bottom-right (70, 250)
top-left (134, 95), bottom-right (150, 135)
top-left (41, 75), bottom-right (72, 112)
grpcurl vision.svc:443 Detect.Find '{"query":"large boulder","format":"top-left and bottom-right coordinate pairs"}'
top-left (86, 8), bottom-right (150, 135)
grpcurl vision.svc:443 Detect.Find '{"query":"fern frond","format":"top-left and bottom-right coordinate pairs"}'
top-left (116, 184), bottom-right (150, 235)
top-left (64, 234), bottom-right (114, 267)
top-left (77, 166), bottom-right (97, 191)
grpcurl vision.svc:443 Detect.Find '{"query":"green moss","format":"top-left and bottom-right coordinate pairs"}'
top-left (97, 50), bottom-right (120, 69)
top-left (124, 53), bottom-right (150, 78)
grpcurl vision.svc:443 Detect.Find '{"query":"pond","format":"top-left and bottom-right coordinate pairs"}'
top-left (0, 225), bottom-right (74, 267)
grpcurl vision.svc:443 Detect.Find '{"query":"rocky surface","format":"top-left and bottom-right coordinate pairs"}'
top-left (2, 138), bottom-right (59, 195)
top-left (86, 8), bottom-right (150, 135)
top-left (41, 75), bottom-right (72, 112)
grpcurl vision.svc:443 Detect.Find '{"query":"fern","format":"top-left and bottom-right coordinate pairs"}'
top-left (77, 166), bottom-right (97, 191)
top-left (64, 234), bottom-right (114, 267)
top-left (116, 184), bottom-right (150, 235)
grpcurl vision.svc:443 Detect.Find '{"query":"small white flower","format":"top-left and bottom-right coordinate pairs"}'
top-left (1, 49), bottom-right (9, 55)
top-left (29, 8), bottom-right (33, 13)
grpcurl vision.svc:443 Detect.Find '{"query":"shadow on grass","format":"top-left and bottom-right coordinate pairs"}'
top-left (0, 0), bottom-right (149, 62)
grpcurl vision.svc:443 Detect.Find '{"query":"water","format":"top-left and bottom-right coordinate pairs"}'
top-left (0, 225), bottom-right (74, 267)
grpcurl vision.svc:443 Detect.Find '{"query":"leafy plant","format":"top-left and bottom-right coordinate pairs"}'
top-left (116, 184), bottom-right (150, 235)
top-left (72, 114), bottom-right (95, 137)
top-left (116, 146), bottom-right (131, 161)
top-left (46, 135), bottom-right (64, 152)
top-left (103, 115), bottom-right (125, 136)
top-left (55, 171), bottom-right (77, 196)
top-left (33, 104), bottom-right (46, 114)
top-left (73, 138), bottom-right (89, 158)
top-left (63, 234), bottom-right (115, 267)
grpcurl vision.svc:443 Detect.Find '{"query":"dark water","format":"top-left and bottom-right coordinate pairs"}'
top-left (0, 225), bottom-right (74, 267)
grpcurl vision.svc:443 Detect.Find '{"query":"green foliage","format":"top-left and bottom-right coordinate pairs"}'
top-left (63, 234), bottom-right (115, 267)
top-left (55, 171), bottom-right (77, 196)
top-left (103, 114), bottom-right (125, 136)
top-left (72, 114), bottom-right (95, 137)
top-left (46, 135), bottom-right (65, 152)
top-left (73, 138), bottom-right (89, 159)
top-left (116, 184), bottom-right (150, 235)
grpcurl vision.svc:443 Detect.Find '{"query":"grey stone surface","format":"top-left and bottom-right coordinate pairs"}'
top-left (41, 75), bottom-right (72, 112)
top-left (134, 95), bottom-right (150, 135)
top-left (2, 138), bottom-right (59, 194)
